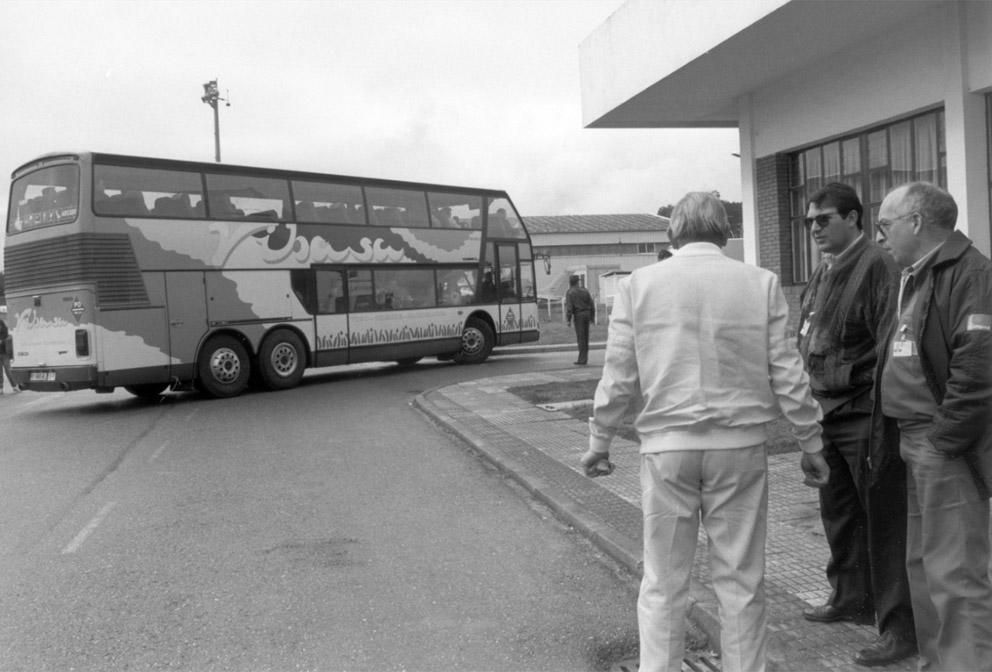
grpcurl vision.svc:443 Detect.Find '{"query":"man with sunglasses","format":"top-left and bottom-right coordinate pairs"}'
top-left (798, 182), bottom-right (916, 667)
top-left (875, 182), bottom-right (992, 671)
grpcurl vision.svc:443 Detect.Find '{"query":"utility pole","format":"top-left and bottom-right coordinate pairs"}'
top-left (200, 79), bottom-right (230, 163)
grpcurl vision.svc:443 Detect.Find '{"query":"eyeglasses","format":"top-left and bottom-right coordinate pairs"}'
top-left (877, 211), bottom-right (917, 232)
top-left (804, 210), bottom-right (841, 228)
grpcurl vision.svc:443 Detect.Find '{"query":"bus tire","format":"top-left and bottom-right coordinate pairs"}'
top-left (454, 317), bottom-right (494, 364)
top-left (124, 383), bottom-right (168, 399)
top-left (257, 329), bottom-right (306, 390)
top-left (198, 334), bottom-right (251, 398)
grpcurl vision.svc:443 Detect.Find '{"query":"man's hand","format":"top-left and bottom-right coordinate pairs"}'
top-left (800, 451), bottom-right (830, 488)
top-left (580, 449), bottom-right (614, 478)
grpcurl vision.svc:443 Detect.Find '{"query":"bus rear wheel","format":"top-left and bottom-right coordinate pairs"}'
top-left (258, 329), bottom-right (306, 390)
top-left (198, 334), bottom-right (251, 398)
top-left (454, 317), bottom-right (494, 364)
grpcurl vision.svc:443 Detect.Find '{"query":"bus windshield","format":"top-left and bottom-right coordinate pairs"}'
top-left (7, 164), bottom-right (80, 233)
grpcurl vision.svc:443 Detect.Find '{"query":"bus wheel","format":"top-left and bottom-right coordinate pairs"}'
top-left (198, 335), bottom-right (251, 398)
top-left (124, 383), bottom-right (168, 399)
top-left (454, 317), bottom-right (494, 364)
top-left (258, 330), bottom-right (306, 390)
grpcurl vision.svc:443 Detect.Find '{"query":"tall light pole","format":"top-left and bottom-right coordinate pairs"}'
top-left (201, 79), bottom-right (230, 163)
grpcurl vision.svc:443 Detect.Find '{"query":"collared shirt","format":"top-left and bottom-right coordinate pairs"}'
top-left (821, 233), bottom-right (865, 270)
top-left (880, 244), bottom-right (944, 420)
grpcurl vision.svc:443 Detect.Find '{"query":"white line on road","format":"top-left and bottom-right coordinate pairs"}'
top-left (148, 439), bottom-right (171, 463)
top-left (61, 501), bottom-right (117, 554)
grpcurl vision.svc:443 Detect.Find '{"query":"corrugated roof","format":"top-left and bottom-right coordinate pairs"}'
top-left (524, 213), bottom-right (669, 235)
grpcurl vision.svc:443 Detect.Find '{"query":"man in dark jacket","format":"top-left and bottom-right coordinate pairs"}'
top-left (565, 275), bottom-right (595, 365)
top-left (876, 181), bottom-right (992, 672)
top-left (798, 183), bottom-right (915, 667)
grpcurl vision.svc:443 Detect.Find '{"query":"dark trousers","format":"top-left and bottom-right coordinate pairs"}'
top-left (572, 312), bottom-right (591, 364)
top-left (818, 413), bottom-right (915, 640)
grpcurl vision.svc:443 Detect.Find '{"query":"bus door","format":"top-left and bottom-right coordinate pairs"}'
top-left (495, 243), bottom-right (523, 341)
top-left (166, 272), bottom-right (208, 372)
top-left (313, 269), bottom-right (349, 365)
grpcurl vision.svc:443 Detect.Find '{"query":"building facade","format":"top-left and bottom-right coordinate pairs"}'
top-left (525, 213), bottom-right (670, 301)
top-left (579, 0), bottom-right (992, 324)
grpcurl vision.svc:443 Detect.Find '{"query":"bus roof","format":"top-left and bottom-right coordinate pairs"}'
top-left (13, 151), bottom-right (513, 198)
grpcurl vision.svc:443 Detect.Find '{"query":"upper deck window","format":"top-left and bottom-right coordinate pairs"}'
top-left (8, 164), bottom-right (79, 233)
top-left (291, 180), bottom-right (366, 225)
top-left (427, 192), bottom-right (482, 229)
top-left (365, 187), bottom-right (430, 228)
top-left (486, 197), bottom-right (526, 239)
top-left (204, 173), bottom-right (290, 221)
top-left (94, 164), bottom-right (204, 218)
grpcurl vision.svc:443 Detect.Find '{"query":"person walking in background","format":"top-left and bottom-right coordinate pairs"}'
top-left (875, 182), bottom-right (992, 672)
top-left (580, 191), bottom-right (828, 672)
top-left (565, 275), bottom-right (595, 365)
top-left (0, 318), bottom-right (16, 394)
top-left (797, 183), bottom-right (916, 667)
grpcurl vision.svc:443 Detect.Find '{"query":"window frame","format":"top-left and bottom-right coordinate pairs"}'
top-left (786, 108), bottom-right (946, 284)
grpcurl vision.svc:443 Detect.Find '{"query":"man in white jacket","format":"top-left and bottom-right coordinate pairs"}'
top-left (581, 191), bottom-right (828, 672)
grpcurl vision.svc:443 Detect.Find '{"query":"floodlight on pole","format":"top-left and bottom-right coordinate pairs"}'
top-left (201, 79), bottom-right (230, 163)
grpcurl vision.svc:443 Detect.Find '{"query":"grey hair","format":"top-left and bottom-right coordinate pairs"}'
top-left (668, 191), bottom-right (731, 248)
top-left (900, 181), bottom-right (958, 230)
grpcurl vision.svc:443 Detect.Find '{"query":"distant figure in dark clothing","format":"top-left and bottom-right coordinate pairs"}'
top-left (0, 319), bottom-right (16, 393)
top-left (565, 275), bottom-right (595, 365)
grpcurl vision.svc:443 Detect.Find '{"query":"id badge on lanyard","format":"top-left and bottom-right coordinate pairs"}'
top-left (892, 324), bottom-right (916, 358)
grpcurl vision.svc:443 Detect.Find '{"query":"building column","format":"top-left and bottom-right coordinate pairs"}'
top-left (739, 93), bottom-right (758, 266)
top-left (943, 0), bottom-right (991, 255)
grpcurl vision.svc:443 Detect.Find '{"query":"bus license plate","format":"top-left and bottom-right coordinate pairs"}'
top-left (30, 371), bottom-right (56, 382)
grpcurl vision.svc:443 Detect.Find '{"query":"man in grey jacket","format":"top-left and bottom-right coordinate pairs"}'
top-left (876, 182), bottom-right (992, 672)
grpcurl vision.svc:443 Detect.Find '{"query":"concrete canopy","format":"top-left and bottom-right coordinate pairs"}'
top-left (580, 0), bottom-right (943, 129)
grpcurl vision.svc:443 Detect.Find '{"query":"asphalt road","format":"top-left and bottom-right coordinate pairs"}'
top-left (0, 349), bottom-right (641, 672)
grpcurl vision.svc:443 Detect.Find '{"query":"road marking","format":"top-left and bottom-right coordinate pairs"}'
top-left (61, 501), bottom-right (117, 554)
top-left (148, 439), bottom-right (171, 463)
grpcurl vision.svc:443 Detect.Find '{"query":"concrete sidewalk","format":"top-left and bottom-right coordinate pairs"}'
top-left (414, 366), bottom-right (918, 672)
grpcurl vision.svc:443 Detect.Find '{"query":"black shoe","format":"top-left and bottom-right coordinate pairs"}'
top-left (573, 361), bottom-right (587, 366)
top-left (853, 631), bottom-right (917, 667)
top-left (803, 604), bottom-right (860, 623)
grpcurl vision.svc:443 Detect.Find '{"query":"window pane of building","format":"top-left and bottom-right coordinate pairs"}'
top-left (914, 113), bottom-right (939, 183)
top-left (889, 120), bottom-right (913, 186)
top-left (822, 142), bottom-right (841, 182)
top-left (804, 147), bottom-right (823, 194)
top-left (841, 137), bottom-right (861, 192)
top-left (868, 130), bottom-right (889, 203)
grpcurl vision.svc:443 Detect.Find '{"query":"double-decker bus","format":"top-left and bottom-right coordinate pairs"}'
top-left (4, 152), bottom-right (539, 398)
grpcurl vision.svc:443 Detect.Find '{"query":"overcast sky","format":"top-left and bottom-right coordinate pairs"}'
top-left (0, 0), bottom-right (740, 230)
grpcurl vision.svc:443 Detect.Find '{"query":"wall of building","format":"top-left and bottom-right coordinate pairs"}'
top-left (739, 1), bottom-right (992, 269)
